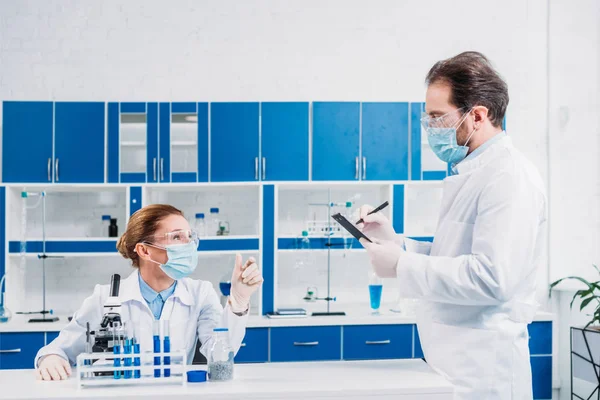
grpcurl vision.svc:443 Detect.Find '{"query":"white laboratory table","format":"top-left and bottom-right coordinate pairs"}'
top-left (0, 359), bottom-right (453, 400)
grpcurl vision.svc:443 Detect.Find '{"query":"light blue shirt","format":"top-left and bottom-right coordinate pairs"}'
top-left (138, 274), bottom-right (177, 320)
top-left (452, 131), bottom-right (506, 174)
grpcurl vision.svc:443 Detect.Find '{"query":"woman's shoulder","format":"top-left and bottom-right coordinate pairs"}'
top-left (177, 277), bottom-right (215, 294)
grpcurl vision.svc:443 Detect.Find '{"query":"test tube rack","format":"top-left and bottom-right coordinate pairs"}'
top-left (76, 350), bottom-right (187, 388)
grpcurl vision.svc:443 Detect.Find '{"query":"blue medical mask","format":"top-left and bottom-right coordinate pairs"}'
top-left (148, 241), bottom-right (199, 280)
top-left (426, 112), bottom-right (477, 165)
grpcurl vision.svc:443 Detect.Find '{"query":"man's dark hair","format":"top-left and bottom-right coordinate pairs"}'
top-left (425, 51), bottom-right (508, 128)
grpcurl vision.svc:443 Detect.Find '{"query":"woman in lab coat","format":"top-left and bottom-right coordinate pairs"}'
top-left (35, 204), bottom-right (263, 381)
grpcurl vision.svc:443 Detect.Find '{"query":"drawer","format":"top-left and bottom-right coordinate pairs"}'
top-left (270, 326), bottom-right (341, 362)
top-left (343, 324), bottom-right (412, 360)
top-left (528, 322), bottom-right (552, 355)
top-left (46, 332), bottom-right (60, 345)
top-left (0, 332), bottom-right (45, 370)
top-left (414, 325), bottom-right (424, 359)
top-left (530, 356), bottom-right (552, 399)
top-left (235, 328), bottom-right (268, 363)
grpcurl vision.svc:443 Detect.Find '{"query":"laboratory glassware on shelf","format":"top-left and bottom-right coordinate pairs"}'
top-left (298, 192), bottom-right (357, 316)
top-left (368, 271), bottom-right (383, 315)
top-left (209, 207), bottom-right (220, 236)
top-left (194, 213), bottom-right (207, 237)
top-left (109, 218), bottom-right (119, 237)
top-left (219, 270), bottom-right (232, 308)
top-left (17, 191), bottom-right (59, 323)
top-left (0, 275), bottom-right (12, 323)
top-left (208, 328), bottom-right (234, 381)
top-left (101, 215), bottom-right (111, 237)
top-left (294, 230), bottom-right (313, 269)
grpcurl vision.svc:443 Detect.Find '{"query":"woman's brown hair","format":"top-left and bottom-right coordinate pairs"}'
top-left (116, 204), bottom-right (183, 267)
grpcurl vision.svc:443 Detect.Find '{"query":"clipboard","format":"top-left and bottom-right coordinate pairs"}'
top-left (331, 213), bottom-right (373, 243)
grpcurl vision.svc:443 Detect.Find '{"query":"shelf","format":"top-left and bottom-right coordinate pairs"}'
top-left (121, 141), bottom-right (146, 147)
top-left (8, 236), bottom-right (260, 255)
top-left (171, 141), bottom-right (198, 146)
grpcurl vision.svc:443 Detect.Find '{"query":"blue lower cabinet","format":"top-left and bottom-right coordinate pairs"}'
top-left (0, 332), bottom-right (45, 369)
top-left (530, 356), bottom-right (552, 399)
top-left (270, 326), bottom-right (341, 362)
top-left (414, 325), bottom-right (424, 359)
top-left (343, 325), bottom-right (412, 360)
top-left (46, 332), bottom-right (60, 345)
top-left (235, 328), bottom-right (268, 363)
top-left (528, 322), bottom-right (552, 355)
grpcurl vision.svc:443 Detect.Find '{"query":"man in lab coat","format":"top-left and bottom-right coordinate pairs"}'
top-left (359, 51), bottom-right (547, 400)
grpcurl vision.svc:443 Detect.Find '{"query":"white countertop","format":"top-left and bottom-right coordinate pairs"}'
top-left (0, 359), bottom-right (454, 400)
top-left (0, 310), bottom-right (555, 332)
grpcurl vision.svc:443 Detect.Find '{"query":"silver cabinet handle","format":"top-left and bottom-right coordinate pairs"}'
top-left (293, 341), bottom-right (319, 346)
top-left (55, 158), bottom-right (59, 182)
top-left (0, 348), bottom-right (22, 354)
top-left (47, 158), bottom-right (52, 181)
top-left (355, 157), bottom-right (359, 179)
top-left (254, 157), bottom-right (259, 180)
top-left (153, 157), bottom-right (157, 182)
top-left (362, 156), bottom-right (367, 180)
top-left (365, 340), bottom-right (391, 345)
top-left (240, 343), bottom-right (247, 347)
top-left (160, 158), bottom-right (164, 181)
top-left (262, 157), bottom-right (266, 180)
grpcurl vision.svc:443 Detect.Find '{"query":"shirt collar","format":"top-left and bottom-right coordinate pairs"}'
top-left (452, 131), bottom-right (507, 174)
top-left (453, 134), bottom-right (513, 175)
top-left (119, 269), bottom-right (194, 306)
top-left (138, 274), bottom-right (177, 303)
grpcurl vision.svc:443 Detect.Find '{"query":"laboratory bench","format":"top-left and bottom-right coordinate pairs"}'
top-left (0, 311), bottom-right (554, 398)
top-left (0, 359), bottom-right (454, 400)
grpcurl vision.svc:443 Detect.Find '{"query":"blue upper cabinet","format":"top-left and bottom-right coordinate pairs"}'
top-left (312, 102), bottom-right (360, 181)
top-left (54, 102), bottom-right (105, 183)
top-left (260, 102), bottom-right (309, 181)
top-left (2, 101), bottom-right (54, 183)
top-left (108, 102), bottom-right (158, 183)
top-left (361, 102), bottom-right (409, 180)
top-left (159, 102), bottom-right (209, 183)
top-left (210, 103), bottom-right (259, 182)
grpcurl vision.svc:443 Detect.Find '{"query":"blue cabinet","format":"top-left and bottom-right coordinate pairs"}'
top-left (2, 101), bottom-right (53, 183)
top-left (528, 322), bottom-right (552, 355)
top-left (361, 103), bottom-right (409, 180)
top-left (210, 103), bottom-right (259, 182)
top-left (414, 325), bottom-right (424, 359)
top-left (108, 102), bottom-right (158, 183)
top-left (261, 102), bottom-right (309, 181)
top-left (159, 102), bottom-right (209, 183)
top-left (54, 102), bottom-right (105, 183)
top-left (270, 326), bottom-right (341, 362)
top-left (531, 356), bottom-right (552, 399)
top-left (343, 325), bottom-right (412, 360)
top-left (0, 332), bottom-right (45, 369)
top-left (235, 328), bottom-right (268, 363)
top-left (312, 102), bottom-right (360, 181)
top-left (46, 332), bottom-right (60, 345)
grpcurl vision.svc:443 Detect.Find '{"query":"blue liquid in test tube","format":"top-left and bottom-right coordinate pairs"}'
top-left (369, 284), bottom-right (383, 310)
top-left (163, 321), bottom-right (171, 377)
top-left (133, 341), bottom-right (141, 379)
top-left (113, 330), bottom-right (121, 380)
top-left (153, 320), bottom-right (161, 378)
top-left (123, 338), bottom-right (132, 379)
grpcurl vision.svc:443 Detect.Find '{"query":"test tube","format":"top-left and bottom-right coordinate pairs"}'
top-left (85, 322), bottom-right (92, 379)
top-left (112, 324), bottom-right (121, 380)
top-left (153, 320), bottom-right (161, 378)
top-left (163, 320), bottom-right (171, 377)
top-left (123, 322), bottom-right (133, 379)
top-left (132, 324), bottom-right (141, 379)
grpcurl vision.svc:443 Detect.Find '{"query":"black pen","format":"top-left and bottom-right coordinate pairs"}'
top-left (355, 201), bottom-right (389, 225)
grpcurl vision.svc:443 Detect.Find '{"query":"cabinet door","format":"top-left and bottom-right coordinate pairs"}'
top-left (261, 102), bottom-right (309, 181)
top-left (210, 103), bottom-right (259, 182)
top-left (343, 325), bottom-right (412, 360)
top-left (270, 326), bottom-right (341, 362)
top-left (54, 102), bottom-right (105, 183)
top-left (530, 356), bottom-right (552, 399)
top-left (235, 328), bottom-right (268, 363)
top-left (2, 101), bottom-right (53, 183)
top-left (0, 332), bottom-right (45, 369)
top-left (312, 102), bottom-right (360, 181)
top-left (361, 102), bottom-right (409, 180)
top-left (116, 102), bottom-right (151, 183)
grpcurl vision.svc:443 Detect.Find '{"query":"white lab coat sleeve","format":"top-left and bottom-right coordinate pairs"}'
top-left (401, 236), bottom-right (433, 255)
top-left (395, 171), bottom-right (543, 305)
top-left (197, 283), bottom-right (248, 359)
top-left (34, 284), bottom-right (104, 367)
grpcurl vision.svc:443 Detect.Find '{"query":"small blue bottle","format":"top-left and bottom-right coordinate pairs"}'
top-left (153, 320), bottom-right (161, 378)
top-left (163, 321), bottom-right (171, 377)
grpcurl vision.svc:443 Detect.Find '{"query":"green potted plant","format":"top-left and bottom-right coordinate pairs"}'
top-left (550, 264), bottom-right (600, 398)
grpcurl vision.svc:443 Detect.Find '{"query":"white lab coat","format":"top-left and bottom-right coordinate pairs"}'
top-left (35, 269), bottom-right (248, 367)
top-left (398, 136), bottom-right (547, 400)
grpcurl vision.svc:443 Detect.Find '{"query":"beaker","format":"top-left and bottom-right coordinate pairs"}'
top-left (368, 271), bottom-right (383, 315)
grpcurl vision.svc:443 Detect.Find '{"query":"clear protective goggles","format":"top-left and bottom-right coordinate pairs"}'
top-left (143, 229), bottom-right (200, 248)
top-left (420, 107), bottom-right (470, 130)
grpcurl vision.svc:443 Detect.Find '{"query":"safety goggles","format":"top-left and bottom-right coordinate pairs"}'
top-left (143, 229), bottom-right (200, 248)
top-left (420, 107), bottom-right (469, 130)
